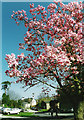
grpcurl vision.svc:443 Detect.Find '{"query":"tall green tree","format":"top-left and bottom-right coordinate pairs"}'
top-left (2, 81), bottom-right (11, 95)
top-left (2, 93), bottom-right (10, 107)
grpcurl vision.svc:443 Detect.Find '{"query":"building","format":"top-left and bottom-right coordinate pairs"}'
top-left (30, 93), bottom-right (36, 107)
top-left (22, 102), bottom-right (30, 109)
top-left (22, 93), bottom-right (37, 109)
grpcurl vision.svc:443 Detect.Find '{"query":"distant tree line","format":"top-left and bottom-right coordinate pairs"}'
top-left (2, 93), bottom-right (22, 108)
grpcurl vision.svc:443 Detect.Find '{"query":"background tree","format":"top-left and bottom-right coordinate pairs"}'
top-left (37, 92), bottom-right (51, 109)
top-left (38, 92), bottom-right (50, 100)
top-left (2, 93), bottom-right (10, 107)
top-left (17, 99), bottom-right (23, 108)
top-left (0, 99), bottom-right (2, 106)
top-left (5, 1), bottom-right (83, 120)
top-left (2, 93), bottom-right (22, 108)
top-left (2, 81), bottom-right (11, 95)
top-left (8, 90), bottom-right (21, 100)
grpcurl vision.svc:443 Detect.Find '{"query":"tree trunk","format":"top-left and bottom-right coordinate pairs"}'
top-left (73, 100), bottom-right (84, 120)
top-left (77, 101), bottom-right (84, 120)
top-left (5, 89), bottom-right (6, 95)
top-left (73, 106), bottom-right (77, 120)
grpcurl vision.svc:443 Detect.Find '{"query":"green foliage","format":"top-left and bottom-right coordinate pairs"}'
top-left (38, 109), bottom-right (48, 112)
top-left (23, 98), bottom-right (32, 103)
top-left (8, 99), bottom-right (22, 108)
top-left (2, 81), bottom-right (11, 90)
top-left (2, 81), bottom-right (11, 94)
top-left (2, 93), bottom-right (10, 106)
top-left (18, 99), bottom-right (23, 108)
top-left (2, 93), bottom-right (22, 108)
top-left (0, 100), bottom-right (2, 106)
top-left (2, 81), bottom-right (11, 85)
top-left (41, 101), bottom-right (46, 109)
top-left (38, 96), bottom-right (51, 103)
top-left (36, 101), bottom-right (42, 109)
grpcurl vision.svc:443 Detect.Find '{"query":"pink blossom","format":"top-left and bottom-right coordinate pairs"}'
top-left (17, 53), bottom-right (24, 59)
top-left (30, 3), bottom-right (34, 8)
top-left (26, 31), bottom-right (31, 37)
top-left (5, 1), bottom-right (83, 90)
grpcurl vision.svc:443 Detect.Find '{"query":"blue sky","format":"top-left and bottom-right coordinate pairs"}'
top-left (1, 0), bottom-right (84, 2)
top-left (0, 0), bottom-right (83, 99)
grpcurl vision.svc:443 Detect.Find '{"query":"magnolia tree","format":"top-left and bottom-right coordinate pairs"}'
top-left (5, 1), bottom-right (83, 119)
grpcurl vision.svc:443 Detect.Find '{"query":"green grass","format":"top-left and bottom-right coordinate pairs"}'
top-left (5, 112), bottom-right (36, 117)
top-left (38, 109), bottom-right (48, 112)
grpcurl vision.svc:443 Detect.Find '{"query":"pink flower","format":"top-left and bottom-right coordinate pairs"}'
top-left (30, 3), bottom-right (34, 8)
top-left (26, 31), bottom-right (31, 37)
top-left (17, 53), bottom-right (24, 59)
top-left (5, 1), bottom-right (83, 91)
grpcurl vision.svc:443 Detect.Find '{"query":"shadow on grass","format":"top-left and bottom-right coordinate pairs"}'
top-left (1, 116), bottom-right (74, 120)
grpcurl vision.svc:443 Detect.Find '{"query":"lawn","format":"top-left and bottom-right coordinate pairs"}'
top-left (5, 112), bottom-right (36, 117)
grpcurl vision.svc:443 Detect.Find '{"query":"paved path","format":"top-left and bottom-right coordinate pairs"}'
top-left (27, 109), bottom-right (38, 113)
top-left (34, 112), bottom-right (74, 117)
